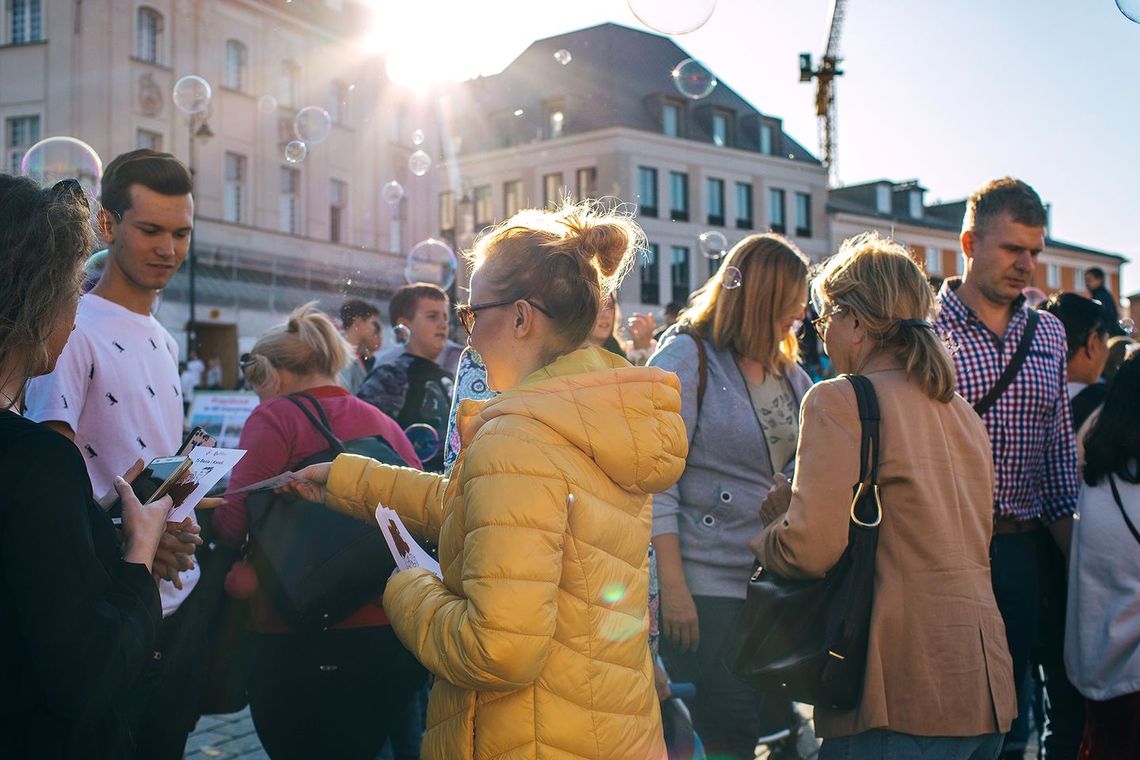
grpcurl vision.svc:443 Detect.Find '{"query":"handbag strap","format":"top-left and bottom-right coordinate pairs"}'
top-left (284, 393), bottom-right (346, 456)
top-left (974, 309), bottom-right (1039, 417)
top-left (1108, 474), bottom-right (1140, 547)
top-left (845, 375), bottom-right (881, 486)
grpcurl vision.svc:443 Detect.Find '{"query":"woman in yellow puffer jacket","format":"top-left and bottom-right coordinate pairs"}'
top-left (286, 202), bottom-right (688, 760)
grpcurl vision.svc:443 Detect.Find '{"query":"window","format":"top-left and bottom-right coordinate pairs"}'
top-left (135, 128), bottom-right (162, 151)
top-left (1047, 263), bottom-right (1060, 289)
top-left (279, 60), bottom-right (300, 106)
top-left (956, 252), bottom-right (965, 275)
top-left (576, 167), bottom-right (597, 199)
top-left (9, 0), bottom-right (43, 44)
top-left (663, 103), bottom-right (680, 137)
top-left (759, 124), bottom-right (772, 155)
top-left (503, 180), bottom-right (523, 217)
top-left (769, 188), bottom-right (786, 234)
top-left (223, 39), bottom-right (248, 91)
top-left (329, 80), bottom-right (349, 125)
top-left (670, 246), bottom-right (691, 304)
top-left (637, 167), bottom-right (658, 217)
top-left (6, 115), bottom-right (39, 174)
top-left (794, 191), bottom-right (812, 237)
top-left (735, 182), bottom-right (753, 229)
top-left (473, 184), bottom-right (492, 227)
top-left (640, 243), bottom-right (660, 305)
top-left (543, 172), bottom-right (563, 208)
top-left (223, 153), bottom-right (246, 224)
top-left (712, 113), bottom-right (728, 147)
top-left (669, 171), bottom-right (688, 222)
top-left (439, 191), bottom-right (455, 232)
top-left (548, 110), bottom-right (564, 139)
top-left (136, 7), bottom-right (162, 64)
top-left (908, 190), bottom-right (923, 219)
top-left (706, 178), bottom-right (724, 226)
top-left (875, 184), bottom-right (891, 214)
top-left (925, 246), bottom-right (941, 276)
top-left (329, 179), bottom-right (347, 243)
top-left (279, 167), bottom-right (300, 235)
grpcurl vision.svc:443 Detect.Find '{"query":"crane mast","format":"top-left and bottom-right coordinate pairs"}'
top-left (799, 0), bottom-right (847, 186)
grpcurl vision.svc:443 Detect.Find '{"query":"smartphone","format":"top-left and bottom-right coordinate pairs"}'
top-left (178, 426), bottom-right (216, 456)
top-left (108, 455), bottom-right (191, 521)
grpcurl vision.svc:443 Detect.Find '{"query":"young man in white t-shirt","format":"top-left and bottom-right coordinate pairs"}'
top-left (25, 149), bottom-right (207, 759)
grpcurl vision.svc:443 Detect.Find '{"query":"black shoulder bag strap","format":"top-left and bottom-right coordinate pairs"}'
top-left (846, 375), bottom-right (881, 491)
top-left (974, 309), bottom-right (1039, 417)
top-left (1071, 383), bottom-right (1109, 432)
top-left (676, 323), bottom-right (708, 414)
top-left (1109, 474), bottom-right (1140, 547)
top-left (284, 393), bottom-right (346, 456)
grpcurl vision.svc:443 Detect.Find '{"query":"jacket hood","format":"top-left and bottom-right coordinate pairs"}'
top-left (456, 346), bottom-right (687, 495)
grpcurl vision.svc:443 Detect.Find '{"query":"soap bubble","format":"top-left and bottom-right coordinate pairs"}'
top-left (698, 230), bottom-right (727, 259)
top-left (600, 583), bottom-right (626, 604)
top-left (672, 58), bottom-right (717, 100)
top-left (405, 238), bottom-right (457, 289)
top-left (1117, 1), bottom-right (1140, 23)
top-left (20, 136), bottom-right (103, 197)
top-left (338, 269), bottom-right (363, 295)
top-left (172, 75), bottom-right (212, 114)
top-left (554, 49), bottom-right (572, 65)
top-left (82, 249), bottom-right (109, 293)
top-left (284, 140), bottom-right (307, 163)
top-left (294, 106), bottom-right (332, 145)
top-left (408, 149), bottom-right (432, 177)
top-left (722, 265), bottom-right (742, 290)
top-left (393, 324), bottom-right (411, 345)
top-left (404, 423), bottom-right (441, 462)
top-left (1121, 317), bottom-right (1135, 335)
top-left (381, 180), bottom-right (404, 205)
top-left (412, 128), bottom-right (425, 145)
top-left (628, 0), bottom-right (717, 35)
top-left (257, 95), bottom-right (278, 114)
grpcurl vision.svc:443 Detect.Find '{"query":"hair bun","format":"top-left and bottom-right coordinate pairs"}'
top-left (578, 221), bottom-right (630, 279)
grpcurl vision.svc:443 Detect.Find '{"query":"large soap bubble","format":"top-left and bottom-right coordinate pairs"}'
top-left (173, 75), bottom-right (212, 114)
top-left (82, 249), bottom-right (109, 293)
top-left (628, 0), bottom-right (717, 35)
top-left (672, 59), bottom-right (717, 100)
top-left (294, 106), bottom-right (332, 145)
top-left (404, 423), bottom-right (441, 462)
top-left (721, 265), bottom-right (742, 290)
top-left (1117, 0), bottom-right (1140, 22)
top-left (698, 230), bottom-right (727, 259)
top-left (405, 238), bottom-right (457, 290)
top-left (20, 136), bottom-right (103, 197)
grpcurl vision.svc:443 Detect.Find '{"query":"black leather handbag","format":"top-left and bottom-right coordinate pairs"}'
top-left (246, 393), bottom-right (403, 631)
top-left (723, 374), bottom-right (882, 710)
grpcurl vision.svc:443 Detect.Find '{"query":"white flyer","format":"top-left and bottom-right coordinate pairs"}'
top-left (223, 471), bottom-right (300, 496)
top-left (375, 505), bottom-right (442, 579)
top-left (166, 447), bottom-right (247, 523)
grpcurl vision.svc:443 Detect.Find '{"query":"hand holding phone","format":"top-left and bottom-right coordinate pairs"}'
top-left (107, 456), bottom-right (191, 521)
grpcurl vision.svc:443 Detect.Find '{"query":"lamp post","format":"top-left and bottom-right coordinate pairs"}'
top-left (186, 113), bottom-right (213, 358)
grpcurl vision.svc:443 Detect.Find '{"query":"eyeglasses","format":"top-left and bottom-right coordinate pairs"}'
top-left (810, 305), bottom-right (845, 338)
top-left (455, 297), bottom-right (553, 335)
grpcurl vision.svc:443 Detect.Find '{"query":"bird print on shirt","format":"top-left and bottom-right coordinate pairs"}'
top-left (112, 341), bottom-right (125, 352)
top-left (146, 385), bottom-right (156, 398)
top-left (84, 444), bottom-right (97, 458)
top-left (106, 392), bottom-right (119, 406)
top-left (149, 338), bottom-right (158, 350)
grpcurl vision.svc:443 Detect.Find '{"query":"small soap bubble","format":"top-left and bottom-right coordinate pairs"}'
top-left (600, 583), bottom-right (626, 604)
top-left (671, 58), bottom-right (717, 100)
top-left (628, 0), bottom-right (716, 34)
top-left (722, 265), bottom-right (742, 290)
top-left (284, 140), bottom-right (307, 163)
top-left (405, 238), bottom-right (457, 289)
top-left (294, 106), bottom-right (332, 145)
top-left (172, 75), bottom-right (212, 114)
top-left (698, 230), bottom-right (727, 259)
top-left (338, 269), bottom-right (363, 295)
top-left (554, 49), bottom-right (572, 65)
top-left (404, 423), bottom-right (441, 462)
top-left (1120, 317), bottom-right (1135, 335)
top-left (412, 128), bottom-right (425, 145)
top-left (20, 136), bottom-right (103, 197)
top-left (393, 324), bottom-right (411, 345)
top-left (1117, 0), bottom-right (1140, 22)
top-left (257, 95), bottom-right (278, 114)
top-left (381, 180), bottom-right (404, 205)
top-left (408, 149), bottom-right (432, 177)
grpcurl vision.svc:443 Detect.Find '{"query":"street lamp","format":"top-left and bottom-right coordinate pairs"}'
top-left (186, 113), bottom-right (213, 358)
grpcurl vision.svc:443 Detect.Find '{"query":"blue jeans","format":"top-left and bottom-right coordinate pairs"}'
top-left (820, 730), bottom-right (1003, 759)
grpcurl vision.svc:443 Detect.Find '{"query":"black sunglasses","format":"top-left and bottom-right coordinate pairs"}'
top-left (455, 298), bottom-right (553, 335)
top-left (50, 178), bottom-right (90, 210)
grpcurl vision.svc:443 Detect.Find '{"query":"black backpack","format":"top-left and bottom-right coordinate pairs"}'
top-left (246, 393), bottom-right (405, 631)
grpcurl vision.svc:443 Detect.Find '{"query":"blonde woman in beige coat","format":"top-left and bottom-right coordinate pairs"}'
top-left (750, 233), bottom-right (1016, 758)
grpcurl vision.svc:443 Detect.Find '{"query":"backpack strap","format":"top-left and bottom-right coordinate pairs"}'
top-left (1109, 474), bottom-right (1140, 548)
top-left (1071, 383), bottom-right (1108, 432)
top-left (974, 309), bottom-right (1039, 417)
top-left (676, 323), bottom-right (708, 414)
top-left (284, 393), bottom-right (346, 456)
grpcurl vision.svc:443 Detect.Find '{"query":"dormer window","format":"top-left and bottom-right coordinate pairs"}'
top-left (909, 190), bottom-right (923, 219)
top-left (875, 184), bottom-right (891, 214)
top-left (663, 103), bottom-right (680, 137)
top-left (712, 113), bottom-right (728, 147)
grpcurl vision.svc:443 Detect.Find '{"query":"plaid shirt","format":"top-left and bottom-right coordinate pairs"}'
top-left (936, 279), bottom-right (1079, 523)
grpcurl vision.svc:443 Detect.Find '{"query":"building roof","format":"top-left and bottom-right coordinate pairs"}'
top-left (449, 23), bottom-right (820, 163)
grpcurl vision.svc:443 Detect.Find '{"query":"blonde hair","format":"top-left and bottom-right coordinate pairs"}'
top-left (683, 233), bottom-right (808, 372)
top-left (242, 302), bottom-right (352, 396)
top-left (466, 199), bottom-right (644, 356)
top-left (813, 232), bottom-right (956, 402)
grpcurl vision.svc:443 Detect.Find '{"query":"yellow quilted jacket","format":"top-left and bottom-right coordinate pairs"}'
top-left (326, 346), bottom-right (687, 760)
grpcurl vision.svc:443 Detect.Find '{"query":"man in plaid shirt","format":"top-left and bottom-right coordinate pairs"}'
top-left (935, 177), bottom-right (1079, 757)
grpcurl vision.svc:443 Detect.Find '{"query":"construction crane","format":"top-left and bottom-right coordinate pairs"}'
top-left (799, 0), bottom-right (847, 186)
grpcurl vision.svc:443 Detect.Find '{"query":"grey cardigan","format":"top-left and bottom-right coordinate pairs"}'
top-left (648, 325), bottom-right (813, 599)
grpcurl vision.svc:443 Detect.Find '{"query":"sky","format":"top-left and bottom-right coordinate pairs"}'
top-left (367, 0), bottom-right (1140, 296)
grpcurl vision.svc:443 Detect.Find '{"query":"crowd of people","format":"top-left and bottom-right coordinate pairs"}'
top-left (0, 149), bottom-right (1137, 760)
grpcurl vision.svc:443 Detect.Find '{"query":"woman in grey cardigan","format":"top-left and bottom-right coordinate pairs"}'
top-left (649, 234), bottom-right (813, 759)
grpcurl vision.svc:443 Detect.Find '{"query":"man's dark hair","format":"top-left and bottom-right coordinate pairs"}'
top-left (1039, 293), bottom-right (1110, 360)
top-left (340, 298), bottom-right (379, 328)
top-left (100, 149), bottom-right (193, 217)
top-left (665, 301), bottom-right (683, 317)
top-left (962, 177), bottom-right (1047, 238)
top-left (1083, 355), bottom-right (1140, 486)
top-left (1086, 266), bottom-right (1106, 283)
top-left (389, 283), bottom-right (447, 326)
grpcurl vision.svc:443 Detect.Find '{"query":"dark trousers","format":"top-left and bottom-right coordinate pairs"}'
top-left (1079, 691), bottom-right (1140, 760)
top-left (991, 530), bottom-right (1041, 754)
top-left (248, 627), bottom-right (426, 760)
top-left (660, 595), bottom-right (796, 760)
top-left (1033, 532), bottom-right (1084, 759)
